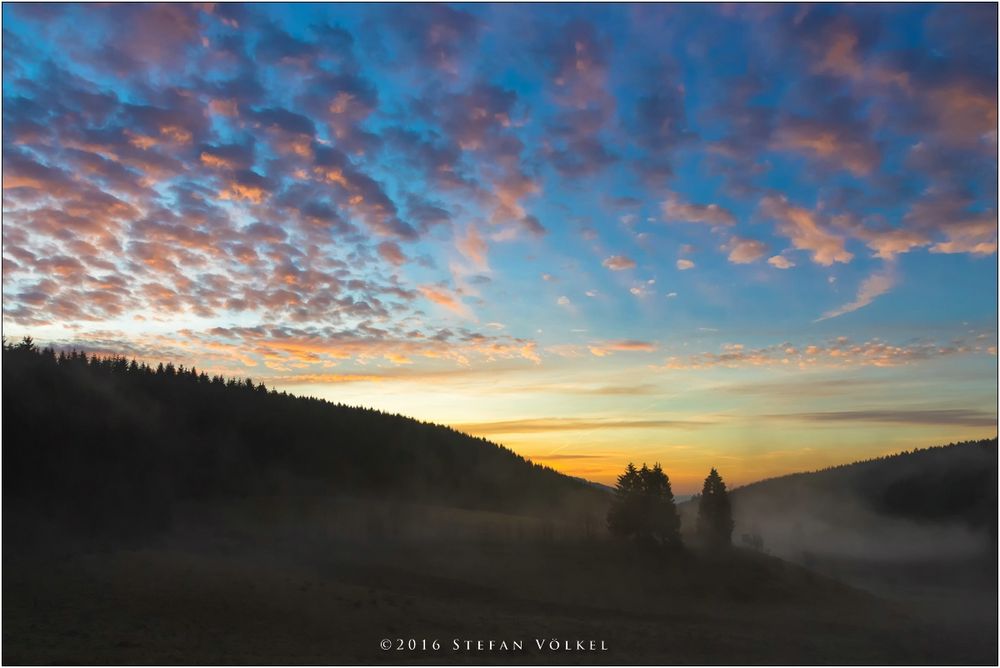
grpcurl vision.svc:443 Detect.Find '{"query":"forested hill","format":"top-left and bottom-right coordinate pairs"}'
top-left (731, 439), bottom-right (998, 532)
top-left (2, 339), bottom-right (608, 537)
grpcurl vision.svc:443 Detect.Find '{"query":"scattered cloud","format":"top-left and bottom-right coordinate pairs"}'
top-left (659, 335), bottom-right (993, 371)
top-left (817, 264), bottom-right (896, 321)
top-left (419, 284), bottom-right (474, 319)
top-left (587, 339), bottom-right (657, 356)
top-left (767, 255), bottom-right (795, 269)
top-left (760, 195), bottom-right (853, 266)
top-left (602, 255), bottom-right (637, 271)
top-left (725, 237), bottom-right (768, 264)
top-left (768, 408), bottom-right (996, 428)
top-left (662, 193), bottom-right (736, 226)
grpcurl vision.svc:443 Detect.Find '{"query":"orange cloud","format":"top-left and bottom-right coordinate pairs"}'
top-left (159, 125), bottom-right (193, 144)
top-left (200, 152), bottom-right (237, 170)
top-left (760, 195), bottom-right (853, 266)
top-left (662, 193), bottom-right (736, 226)
top-left (772, 118), bottom-right (879, 176)
top-left (418, 284), bottom-right (473, 319)
top-left (930, 214), bottom-right (998, 256)
top-left (219, 183), bottom-right (265, 204)
top-left (724, 237), bottom-right (768, 264)
top-left (456, 225), bottom-right (488, 270)
top-left (587, 339), bottom-right (657, 356)
top-left (453, 417), bottom-right (707, 435)
top-left (659, 335), bottom-right (992, 371)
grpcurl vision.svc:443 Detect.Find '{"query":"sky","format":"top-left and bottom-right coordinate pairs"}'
top-left (2, 3), bottom-right (997, 493)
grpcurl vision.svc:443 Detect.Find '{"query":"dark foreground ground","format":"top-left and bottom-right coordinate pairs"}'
top-left (4, 498), bottom-right (997, 665)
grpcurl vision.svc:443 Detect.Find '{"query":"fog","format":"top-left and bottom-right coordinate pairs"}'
top-left (731, 493), bottom-right (992, 562)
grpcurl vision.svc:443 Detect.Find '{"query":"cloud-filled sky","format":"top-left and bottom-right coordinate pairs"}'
top-left (3, 3), bottom-right (997, 492)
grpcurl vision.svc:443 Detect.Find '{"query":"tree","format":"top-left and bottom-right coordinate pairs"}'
top-left (697, 468), bottom-right (734, 549)
top-left (639, 463), bottom-right (682, 547)
top-left (608, 462), bottom-right (681, 548)
top-left (607, 462), bottom-right (641, 538)
top-left (15, 336), bottom-right (36, 353)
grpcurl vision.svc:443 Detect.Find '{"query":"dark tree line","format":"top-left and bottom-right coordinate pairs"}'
top-left (607, 462), bottom-right (734, 550)
top-left (2, 338), bottom-right (608, 540)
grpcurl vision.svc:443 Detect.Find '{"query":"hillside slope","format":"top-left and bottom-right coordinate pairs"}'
top-left (2, 341), bottom-right (608, 540)
top-left (681, 439), bottom-right (996, 558)
top-left (679, 438), bottom-right (997, 597)
top-left (744, 440), bottom-right (992, 555)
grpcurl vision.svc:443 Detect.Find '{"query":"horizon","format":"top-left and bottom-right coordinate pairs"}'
top-left (7, 337), bottom-right (998, 497)
top-left (2, 4), bottom-right (997, 495)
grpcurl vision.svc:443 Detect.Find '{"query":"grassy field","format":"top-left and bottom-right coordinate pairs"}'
top-left (4, 497), bottom-right (995, 665)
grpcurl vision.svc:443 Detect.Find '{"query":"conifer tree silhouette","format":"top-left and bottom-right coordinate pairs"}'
top-left (608, 462), bottom-right (641, 538)
top-left (697, 468), bottom-right (734, 549)
top-left (608, 462), bottom-right (681, 547)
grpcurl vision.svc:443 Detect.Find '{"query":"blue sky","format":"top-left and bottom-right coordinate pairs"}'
top-left (3, 4), bottom-right (996, 491)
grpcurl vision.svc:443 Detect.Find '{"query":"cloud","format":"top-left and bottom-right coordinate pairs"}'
top-left (842, 221), bottom-right (932, 260)
top-left (587, 339), bottom-right (657, 356)
top-left (659, 335), bottom-right (993, 371)
top-left (539, 20), bottom-right (617, 178)
top-left (525, 453), bottom-right (608, 461)
top-left (768, 409), bottom-right (997, 428)
top-left (676, 259), bottom-right (695, 271)
top-left (930, 215), bottom-right (998, 256)
top-left (418, 285), bottom-right (473, 319)
top-left (602, 255), bottom-right (636, 271)
top-left (662, 193), bottom-right (736, 226)
top-left (519, 214), bottom-right (547, 237)
top-left (725, 237), bottom-right (768, 264)
top-left (453, 417), bottom-right (708, 435)
top-left (817, 265), bottom-right (896, 321)
top-left (456, 225), bottom-right (489, 270)
top-left (759, 195), bottom-right (853, 266)
top-left (35, 323), bottom-right (550, 376)
top-left (377, 241), bottom-right (407, 266)
top-left (383, 4), bottom-right (479, 74)
top-left (771, 113), bottom-right (881, 176)
top-left (2, 3), bottom-right (996, 394)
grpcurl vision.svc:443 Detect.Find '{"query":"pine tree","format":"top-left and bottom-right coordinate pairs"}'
top-left (641, 463), bottom-right (681, 547)
top-left (608, 462), bottom-right (682, 548)
top-left (697, 468), bottom-right (734, 549)
top-left (607, 462), bottom-right (641, 538)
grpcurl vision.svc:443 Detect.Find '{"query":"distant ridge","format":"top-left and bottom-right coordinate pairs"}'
top-left (728, 439), bottom-right (998, 529)
top-left (735, 439), bottom-right (998, 495)
top-left (571, 476), bottom-right (615, 495)
top-left (673, 438), bottom-right (998, 569)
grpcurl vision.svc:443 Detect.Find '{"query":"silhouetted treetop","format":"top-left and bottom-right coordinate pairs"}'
top-left (607, 461), bottom-right (681, 548)
top-left (697, 468), bottom-right (734, 549)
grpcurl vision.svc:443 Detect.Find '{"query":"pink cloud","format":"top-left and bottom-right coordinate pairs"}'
top-left (602, 255), bottom-right (636, 271)
top-left (760, 195), bottom-right (853, 266)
